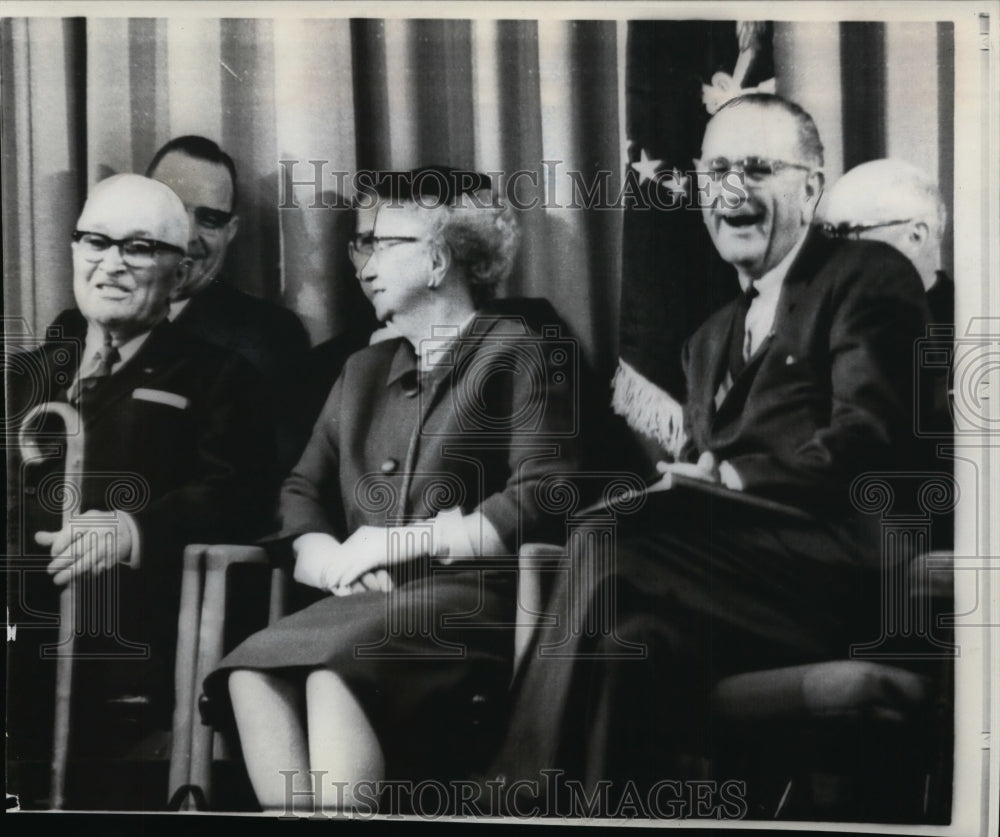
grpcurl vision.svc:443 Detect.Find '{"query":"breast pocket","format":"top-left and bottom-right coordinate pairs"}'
top-left (119, 392), bottom-right (199, 487)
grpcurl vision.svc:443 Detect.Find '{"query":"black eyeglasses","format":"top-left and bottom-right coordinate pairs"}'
top-left (72, 230), bottom-right (186, 266)
top-left (348, 233), bottom-right (421, 257)
top-left (696, 156), bottom-right (815, 183)
top-left (191, 207), bottom-right (234, 230)
top-left (819, 219), bottom-right (913, 240)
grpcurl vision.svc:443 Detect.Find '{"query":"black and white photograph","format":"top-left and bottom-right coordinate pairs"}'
top-left (3, 1), bottom-right (998, 834)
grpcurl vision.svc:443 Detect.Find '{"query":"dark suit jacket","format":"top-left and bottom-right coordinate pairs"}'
top-left (7, 318), bottom-right (277, 752)
top-left (172, 279), bottom-right (311, 381)
top-left (280, 302), bottom-right (585, 553)
top-left (926, 270), bottom-right (954, 326)
top-left (681, 231), bottom-right (930, 519)
top-left (52, 281), bottom-right (310, 474)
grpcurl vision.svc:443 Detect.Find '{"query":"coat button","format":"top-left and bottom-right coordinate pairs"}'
top-left (380, 458), bottom-right (398, 473)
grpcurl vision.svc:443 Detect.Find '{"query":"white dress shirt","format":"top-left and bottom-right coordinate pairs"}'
top-left (740, 230), bottom-right (809, 361)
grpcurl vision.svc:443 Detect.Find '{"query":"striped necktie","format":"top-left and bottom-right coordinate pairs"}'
top-left (70, 339), bottom-right (121, 403)
top-left (728, 285), bottom-right (759, 379)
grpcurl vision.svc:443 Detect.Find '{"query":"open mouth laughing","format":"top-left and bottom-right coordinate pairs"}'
top-left (719, 210), bottom-right (765, 230)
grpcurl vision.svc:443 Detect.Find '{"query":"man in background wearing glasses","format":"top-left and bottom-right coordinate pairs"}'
top-left (7, 173), bottom-right (276, 809)
top-left (144, 136), bottom-right (310, 382)
top-left (821, 157), bottom-right (952, 326)
top-left (493, 94), bottom-right (934, 801)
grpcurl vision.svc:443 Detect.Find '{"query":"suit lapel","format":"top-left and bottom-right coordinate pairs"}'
top-left (711, 229), bottom-right (830, 425)
top-left (768, 228), bottom-right (829, 337)
top-left (79, 321), bottom-right (179, 424)
top-left (695, 308), bottom-right (734, 424)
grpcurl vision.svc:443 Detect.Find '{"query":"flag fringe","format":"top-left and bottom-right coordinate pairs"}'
top-left (611, 359), bottom-right (687, 458)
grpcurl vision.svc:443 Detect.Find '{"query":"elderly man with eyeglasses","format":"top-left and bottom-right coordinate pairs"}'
top-left (490, 94), bottom-right (933, 806)
top-left (821, 157), bottom-right (952, 326)
top-left (6, 173), bottom-right (276, 810)
top-left (50, 137), bottom-right (312, 472)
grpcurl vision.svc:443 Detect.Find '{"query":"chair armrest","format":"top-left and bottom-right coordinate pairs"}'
top-left (710, 661), bottom-right (929, 723)
top-left (204, 544), bottom-right (287, 626)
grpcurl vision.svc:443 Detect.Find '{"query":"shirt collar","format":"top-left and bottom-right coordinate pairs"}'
top-left (169, 297), bottom-right (192, 320)
top-left (83, 324), bottom-right (153, 370)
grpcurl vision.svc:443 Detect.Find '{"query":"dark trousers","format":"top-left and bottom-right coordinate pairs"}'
top-left (489, 484), bottom-right (881, 800)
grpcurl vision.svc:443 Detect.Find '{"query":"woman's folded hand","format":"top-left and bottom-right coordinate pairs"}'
top-left (324, 526), bottom-right (395, 593)
top-left (292, 532), bottom-right (342, 589)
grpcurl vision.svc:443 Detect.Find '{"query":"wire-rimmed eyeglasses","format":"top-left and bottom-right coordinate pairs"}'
top-left (819, 219), bottom-right (913, 240)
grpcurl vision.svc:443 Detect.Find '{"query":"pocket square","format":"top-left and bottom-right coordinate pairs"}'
top-left (785, 355), bottom-right (797, 365)
top-left (132, 388), bottom-right (190, 410)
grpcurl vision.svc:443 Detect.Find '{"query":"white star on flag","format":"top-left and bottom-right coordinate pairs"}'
top-left (659, 168), bottom-right (690, 197)
top-left (630, 147), bottom-right (663, 185)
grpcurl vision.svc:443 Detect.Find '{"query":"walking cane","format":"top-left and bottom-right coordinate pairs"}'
top-left (18, 401), bottom-right (84, 810)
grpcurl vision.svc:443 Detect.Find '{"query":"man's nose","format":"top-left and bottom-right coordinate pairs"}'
top-left (96, 243), bottom-right (128, 271)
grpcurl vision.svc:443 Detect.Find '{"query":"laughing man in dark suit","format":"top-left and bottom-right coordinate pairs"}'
top-left (490, 94), bottom-right (931, 801)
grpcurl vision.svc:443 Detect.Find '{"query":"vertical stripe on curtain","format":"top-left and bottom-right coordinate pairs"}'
top-left (774, 21), bottom-right (845, 183)
top-left (273, 17), bottom-right (359, 344)
top-left (936, 23), bottom-right (955, 279)
top-left (536, 20), bottom-right (622, 376)
top-left (1, 18), bottom-right (85, 333)
top-left (839, 22), bottom-right (888, 170)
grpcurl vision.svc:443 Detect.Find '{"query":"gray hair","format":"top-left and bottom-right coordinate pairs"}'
top-left (421, 196), bottom-right (522, 307)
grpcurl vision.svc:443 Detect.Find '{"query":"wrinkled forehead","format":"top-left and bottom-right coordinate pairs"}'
top-left (77, 176), bottom-right (189, 247)
top-left (701, 104), bottom-right (802, 163)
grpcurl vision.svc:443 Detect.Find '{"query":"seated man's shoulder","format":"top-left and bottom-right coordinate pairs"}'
top-left (815, 235), bottom-right (925, 295)
top-left (152, 321), bottom-right (264, 392)
top-left (203, 281), bottom-right (308, 337)
top-left (45, 307), bottom-right (88, 341)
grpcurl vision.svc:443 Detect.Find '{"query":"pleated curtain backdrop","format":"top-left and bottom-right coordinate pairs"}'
top-left (1, 16), bottom-right (952, 378)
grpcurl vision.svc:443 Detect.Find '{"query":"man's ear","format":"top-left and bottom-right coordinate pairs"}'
top-left (801, 170), bottom-right (825, 223)
top-left (225, 214), bottom-right (240, 245)
top-left (910, 220), bottom-right (929, 248)
top-left (804, 170), bottom-right (824, 203)
top-left (426, 240), bottom-right (452, 290)
top-left (169, 258), bottom-right (194, 301)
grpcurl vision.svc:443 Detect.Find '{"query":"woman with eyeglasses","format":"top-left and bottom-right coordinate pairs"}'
top-left (203, 169), bottom-right (586, 813)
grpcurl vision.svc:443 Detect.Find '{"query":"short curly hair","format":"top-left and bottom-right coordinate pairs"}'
top-left (424, 197), bottom-right (521, 307)
top-left (366, 166), bottom-right (522, 306)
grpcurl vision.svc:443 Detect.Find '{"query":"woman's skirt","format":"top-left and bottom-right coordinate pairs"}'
top-left (203, 566), bottom-right (515, 780)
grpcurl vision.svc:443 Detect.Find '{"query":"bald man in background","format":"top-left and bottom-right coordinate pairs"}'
top-left (822, 158), bottom-right (952, 324)
top-left (7, 174), bottom-right (276, 809)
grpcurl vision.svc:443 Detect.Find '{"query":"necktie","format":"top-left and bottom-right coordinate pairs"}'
top-left (728, 285), bottom-right (759, 379)
top-left (71, 339), bottom-right (121, 403)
